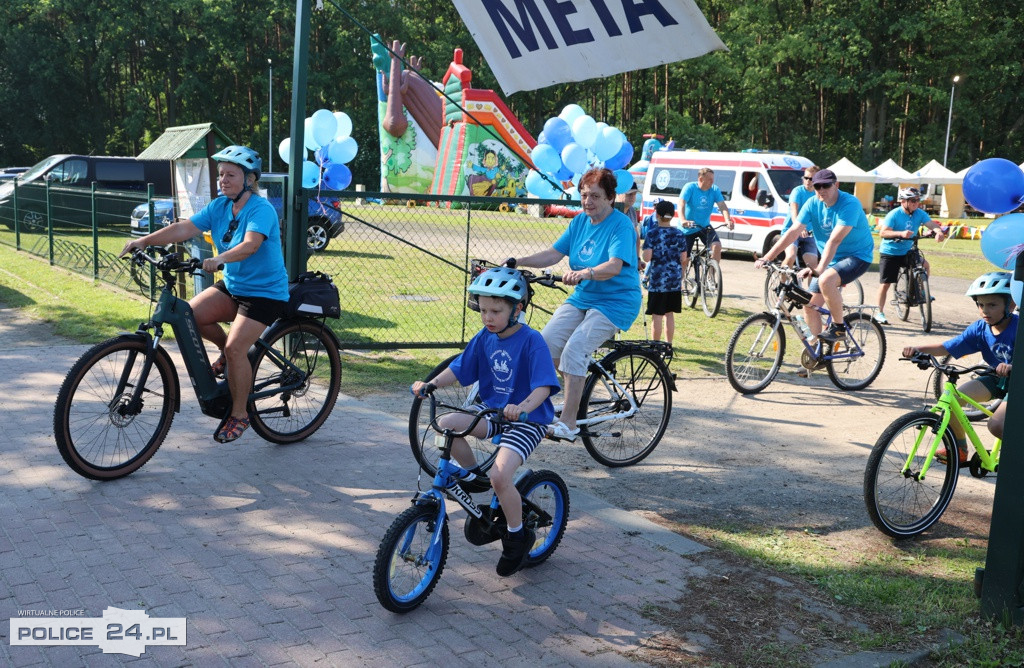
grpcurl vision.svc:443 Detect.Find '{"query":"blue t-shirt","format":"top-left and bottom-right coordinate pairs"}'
top-left (553, 209), bottom-right (642, 331)
top-left (782, 186), bottom-right (814, 234)
top-left (879, 206), bottom-right (932, 256)
top-left (796, 191), bottom-right (875, 264)
top-left (449, 324), bottom-right (561, 425)
top-left (642, 225), bottom-right (687, 292)
top-left (943, 313), bottom-right (1017, 369)
top-left (680, 182), bottom-right (725, 229)
top-left (639, 213), bottom-right (659, 242)
top-left (191, 195), bottom-right (289, 301)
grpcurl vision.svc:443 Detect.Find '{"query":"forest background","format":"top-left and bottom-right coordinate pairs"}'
top-left (1, 0), bottom-right (1022, 185)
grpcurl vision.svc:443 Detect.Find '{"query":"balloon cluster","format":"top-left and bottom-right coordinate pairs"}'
top-left (964, 158), bottom-right (1024, 275)
top-left (525, 104), bottom-right (634, 200)
top-left (278, 109), bottom-right (358, 191)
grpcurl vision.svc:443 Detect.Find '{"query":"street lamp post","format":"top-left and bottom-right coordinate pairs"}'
top-left (943, 75), bottom-right (960, 167)
top-left (268, 59), bottom-right (273, 173)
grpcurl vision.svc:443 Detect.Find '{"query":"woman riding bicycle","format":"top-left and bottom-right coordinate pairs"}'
top-left (513, 167), bottom-right (642, 441)
top-left (120, 145), bottom-right (289, 443)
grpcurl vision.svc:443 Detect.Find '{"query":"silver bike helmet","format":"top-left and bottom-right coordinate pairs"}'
top-left (213, 145), bottom-right (262, 181)
top-left (468, 267), bottom-right (529, 306)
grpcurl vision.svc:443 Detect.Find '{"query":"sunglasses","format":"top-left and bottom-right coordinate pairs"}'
top-left (904, 198), bottom-right (921, 204)
top-left (802, 176), bottom-right (813, 181)
top-left (813, 182), bottom-right (835, 191)
top-left (222, 218), bottom-right (240, 244)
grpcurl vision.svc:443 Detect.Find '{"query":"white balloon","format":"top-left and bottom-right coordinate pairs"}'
top-left (571, 115), bottom-right (597, 149)
top-left (333, 111), bottom-right (353, 141)
top-left (278, 138), bottom-right (292, 165)
top-left (303, 118), bottom-right (321, 151)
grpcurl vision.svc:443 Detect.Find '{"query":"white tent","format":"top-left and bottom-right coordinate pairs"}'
top-left (910, 159), bottom-right (961, 185)
top-left (910, 160), bottom-right (964, 218)
top-left (827, 157), bottom-right (876, 213)
top-left (869, 158), bottom-right (914, 184)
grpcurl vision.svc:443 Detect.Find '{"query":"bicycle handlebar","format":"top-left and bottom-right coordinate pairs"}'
top-left (902, 351), bottom-right (996, 377)
top-left (423, 391), bottom-right (541, 438)
top-left (474, 258), bottom-right (567, 290)
top-left (129, 246), bottom-right (213, 275)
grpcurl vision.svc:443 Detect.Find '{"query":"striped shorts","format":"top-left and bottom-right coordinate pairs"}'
top-left (478, 409), bottom-right (546, 464)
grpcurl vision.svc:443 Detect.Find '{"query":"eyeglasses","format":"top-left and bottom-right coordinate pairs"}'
top-left (802, 176), bottom-right (813, 181)
top-left (222, 218), bottom-right (240, 244)
top-left (813, 182), bottom-right (835, 191)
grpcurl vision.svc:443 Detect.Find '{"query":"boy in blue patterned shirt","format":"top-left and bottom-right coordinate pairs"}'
top-left (642, 200), bottom-right (687, 343)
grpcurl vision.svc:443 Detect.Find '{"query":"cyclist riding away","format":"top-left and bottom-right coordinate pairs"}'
top-left (513, 167), bottom-right (642, 442)
top-left (679, 167), bottom-right (734, 282)
top-left (901, 271), bottom-right (1016, 464)
top-left (874, 187), bottom-right (947, 324)
top-left (755, 168), bottom-right (874, 343)
top-left (411, 267), bottom-right (560, 576)
top-left (120, 145), bottom-right (289, 443)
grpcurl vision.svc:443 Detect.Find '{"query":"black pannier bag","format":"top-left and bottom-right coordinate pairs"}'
top-left (287, 271), bottom-right (341, 318)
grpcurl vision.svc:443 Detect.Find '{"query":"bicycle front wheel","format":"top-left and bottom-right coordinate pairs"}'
top-left (684, 259), bottom-right (699, 308)
top-left (408, 354), bottom-right (497, 476)
top-left (519, 470), bottom-right (570, 567)
top-left (54, 336), bottom-right (177, 480)
top-left (826, 312), bottom-right (886, 391)
top-left (725, 313), bottom-right (786, 394)
top-left (931, 353), bottom-right (1001, 422)
top-left (701, 258), bottom-right (723, 317)
top-left (864, 411), bottom-right (959, 538)
top-left (763, 269), bottom-right (783, 310)
top-left (578, 348), bottom-right (672, 467)
top-left (373, 503), bottom-right (448, 613)
top-left (915, 271), bottom-right (932, 332)
top-left (248, 320), bottom-right (342, 444)
top-left (894, 270), bottom-right (911, 321)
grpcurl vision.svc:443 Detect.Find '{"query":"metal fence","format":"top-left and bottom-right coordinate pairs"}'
top-left (0, 175), bottom-right (580, 350)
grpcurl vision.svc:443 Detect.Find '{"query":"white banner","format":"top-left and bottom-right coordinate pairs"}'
top-left (452, 0), bottom-right (726, 95)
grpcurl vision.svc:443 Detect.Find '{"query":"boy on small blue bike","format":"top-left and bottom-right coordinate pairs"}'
top-left (411, 267), bottom-right (560, 576)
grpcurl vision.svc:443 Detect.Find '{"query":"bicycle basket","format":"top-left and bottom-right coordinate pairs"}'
top-left (287, 271), bottom-right (340, 318)
top-left (784, 282), bottom-right (812, 307)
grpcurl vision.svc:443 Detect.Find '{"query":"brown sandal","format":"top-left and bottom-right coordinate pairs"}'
top-left (211, 353), bottom-right (227, 378)
top-left (214, 415), bottom-right (250, 443)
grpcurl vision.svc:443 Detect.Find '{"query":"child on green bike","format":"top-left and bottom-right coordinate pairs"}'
top-left (411, 267), bottom-right (560, 577)
top-left (902, 271), bottom-right (1016, 463)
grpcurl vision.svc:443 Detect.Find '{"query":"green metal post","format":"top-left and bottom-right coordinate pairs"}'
top-left (979, 251), bottom-right (1024, 623)
top-left (285, 0), bottom-right (311, 281)
top-left (13, 179), bottom-right (20, 250)
top-left (91, 183), bottom-right (99, 279)
top-left (46, 181), bottom-right (53, 265)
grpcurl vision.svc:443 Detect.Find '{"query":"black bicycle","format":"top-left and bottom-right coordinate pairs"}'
top-left (683, 225), bottom-right (724, 318)
top-left (891, 233), bottom-right (934, 332)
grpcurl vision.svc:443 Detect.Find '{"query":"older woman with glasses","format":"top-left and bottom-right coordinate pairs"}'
top-left (755, 168), bottom-right (875, 345)
top-left (513, 167), bottom-right (642, 441)
top-left (120, 145), bottom-right (289, 443)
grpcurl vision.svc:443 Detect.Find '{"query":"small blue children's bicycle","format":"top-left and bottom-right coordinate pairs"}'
top-left (373, 392), bottom-right (569, 613)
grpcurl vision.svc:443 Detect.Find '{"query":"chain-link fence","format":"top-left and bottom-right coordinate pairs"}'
top-left (0, 175), bottom-right (580, 350)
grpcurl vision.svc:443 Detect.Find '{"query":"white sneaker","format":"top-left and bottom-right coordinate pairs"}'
top-left (548, 421), bottom-right (580, 442)
top-left (873, 312), bottom-right (889, 325)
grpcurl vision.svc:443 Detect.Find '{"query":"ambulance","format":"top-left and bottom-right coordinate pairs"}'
top-left (639, 149), bottom-right (814, 257)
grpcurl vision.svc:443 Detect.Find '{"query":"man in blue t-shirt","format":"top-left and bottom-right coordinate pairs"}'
top-left (873, 187), bottom-right (947, 324)
top-left (678, 168), bottom-right (734, 279)
top-left (755, 168), bottom-right (874, 343)
top-left (780, 166), bottom-right (820, 270)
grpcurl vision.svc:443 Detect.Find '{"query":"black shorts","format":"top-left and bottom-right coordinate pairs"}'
top-left (878, 254), bottom-right (913, 284)
top-left (646, 291), bottom-right (682, 315)
top-left (213, 280), bottom-right (288, 326)
top-left (684, 228), bottom-right (720, 255)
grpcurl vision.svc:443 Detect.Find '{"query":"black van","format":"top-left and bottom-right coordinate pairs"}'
top-left (0, 155), bottom-right (172, 231)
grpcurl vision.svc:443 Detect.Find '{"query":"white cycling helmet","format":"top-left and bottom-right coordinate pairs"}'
top-left (966, 271), bottom-right (1013, 298)
top-left (898, 187), bottom-right (922, 200)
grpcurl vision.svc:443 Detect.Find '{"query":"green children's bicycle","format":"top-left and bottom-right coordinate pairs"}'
top-left (863, 353), bottom-right (1002, 538)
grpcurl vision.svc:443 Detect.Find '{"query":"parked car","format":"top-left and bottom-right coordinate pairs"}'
top-left (0, 167), bottom-right (28, 182)
top-left (130, 189), bottom-right (344, 252)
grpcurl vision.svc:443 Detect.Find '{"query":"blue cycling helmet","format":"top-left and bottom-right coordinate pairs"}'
top-left (212, 145), bottom-right (262, 181)
top-left (468, 267), bottom-right (529, 306)
top-left (966, 271), bottom-right (1012, 298)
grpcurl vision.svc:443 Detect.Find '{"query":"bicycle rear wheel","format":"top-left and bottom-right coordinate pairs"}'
top-left (701, 258), bottom-right (723, 317)
top-left (931, 353), bottom-right (1001, 422)
top-left (725, 313), bottom-right (786, 394)
top-left (373, 503), bottom-right (448, 613)
top-left (519, 470), bottom-right (570, 567)
top-left (863, 411), bottom-right (959, 538)
top-left (54, 336), bottom-right (177, 480)
top-left (894, 270), bottom-right (911, 321)
top-left (248, 320), bottom-right (342, 444)
top-left (840, 278), bottom-right (864, 306)
top-left (915, 271), bottom-right (932, 332)
top-left (826, 312), bottom-right (886, 391)
top-left (408, 354), bottom-right (497, 476)
top-left (578, 348), bottom-right (672, 467)
top-left (684, 259), bottom-right (699, 308)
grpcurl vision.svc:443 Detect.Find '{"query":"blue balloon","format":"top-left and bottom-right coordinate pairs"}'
top-left (980, 213), bottom-right (1024, 269)
top-left (964, 158), bottom-right (1024, 214)
top-left (303, 118), bottom-right (320, 151)
top-left (314, 146), bottom-right (329, 166)
top-left (559, 104), bottom-right (586, 126)
top-left (536, 131), bottom-right (547, 146)
top-left (604, 141), bottom-right (634, 171)
top-left (613, 169), bottom-right (634, 195)
top-left (327, 136), bottom-right (358, 164)
top-left (531, 143), bottom-right (562, 175)
top-left (310, 109), bottom-right (338, 146)
top-left (561, 142), bottom-right (588, 174)
top-left (543, 117), bottom-right (573, 152)
top-left (301, 160), bottom-right (320, 189)
top-left (556, 164), bottom-right (574, 181)
top-left (525, 170), bottom-right (557, 199)
top-left (322, 162), bottom-right (352, 191)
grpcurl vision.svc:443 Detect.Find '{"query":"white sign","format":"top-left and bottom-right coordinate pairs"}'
top-left (10, 607), bottom-right (186, 657)
top-left (452, 0), bottom-right (726, 95)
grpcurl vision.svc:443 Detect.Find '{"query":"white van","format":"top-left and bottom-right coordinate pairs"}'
top-left (639, 149), bottom-right (814, 256)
